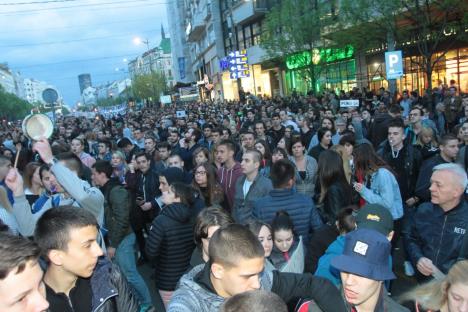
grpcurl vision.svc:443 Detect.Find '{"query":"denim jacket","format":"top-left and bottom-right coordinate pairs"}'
top-left (360, 168), bottom-right (403, 219)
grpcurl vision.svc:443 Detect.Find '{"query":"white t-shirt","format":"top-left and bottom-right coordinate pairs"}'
top-left (243, 179), bottom-right (254, 198)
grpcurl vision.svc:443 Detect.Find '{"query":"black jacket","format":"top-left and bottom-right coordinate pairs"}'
top-left (305, 225), bottom-right (339, 273)
top-left (100, 178), bottom-right (132, 248)
top-left (415, 154), bottom-right (449, 202)
top-left (377, 140), bottom-right (422, 200)
top-left (146, 202), bottom-right (196, 290)
top-left (46, 258), bottom-right (140, 312)
top-left (137, 167), bottom-right (161, 212)
top-left (404, 200), bottom-right (468, 274)
top-left (319, 182), bottom-right (352, 225)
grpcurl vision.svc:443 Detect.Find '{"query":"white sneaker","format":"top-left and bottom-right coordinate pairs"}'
top-left (404, 261), bottom-right (415, 276)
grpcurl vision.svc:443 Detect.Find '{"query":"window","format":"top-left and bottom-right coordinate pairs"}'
top-left (237, 27), bottom-right (244, 50)
top-left (252, 21), bottom-right (262, 45)
top-left (244, 24), bottom-right (252, 48)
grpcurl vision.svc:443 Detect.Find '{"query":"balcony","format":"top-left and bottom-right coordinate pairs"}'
top-left (186, 11), bottom-right (205, 42)
top-left (231, 0), bottom-right (271, 25)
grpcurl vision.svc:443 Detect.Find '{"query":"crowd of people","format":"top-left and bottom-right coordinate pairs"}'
top-left (0, 84), bottom-right (468, 312)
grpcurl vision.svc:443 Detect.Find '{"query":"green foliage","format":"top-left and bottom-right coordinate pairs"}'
top-left (0, 85), bottom-right (33, 120)
top-left (132, 71), bottom-right (168, 102)
top-left (261, 0), bottom-right (337, 92)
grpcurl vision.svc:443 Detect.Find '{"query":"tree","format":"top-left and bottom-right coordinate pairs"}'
top-left (333, 0), bottom-right (468, 94)
top-left (261, 0), bottom-right (337, 93)
top-left (131, 71), bottom-right (168, 103)
top-left (0, 85), bottom-right (32, 120)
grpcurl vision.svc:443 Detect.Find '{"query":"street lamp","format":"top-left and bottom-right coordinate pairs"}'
top-left (133, 36), bottom-right (158, 106)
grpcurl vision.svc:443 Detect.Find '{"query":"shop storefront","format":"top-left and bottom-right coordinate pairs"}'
top-left (221, 64), bottom-right (280, 100)
top-left (367, 47), bottom-right (467, 93)
top-left (284, 46), bottom-right (356, 95)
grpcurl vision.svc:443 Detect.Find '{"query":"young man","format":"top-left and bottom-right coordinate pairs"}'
top-left (416, 134), bottom-right (459, 202)
top-left (117, 137), bottom-right (140, 163)
top-left (91, 160), bottom-right (153, 307)
top-left (153, 142), bottom-right (171, 173)
top-left (216, 140), bottom-right (243, 212)
top-left (0, 232), bottom-right (49, 312)
top-left (168, 224), bottom-right (347, 312)
top-left (405, 107), bottom-right (438, 145)
top-left (404, 163), bottom-right (468, 281)
top-left (252, 159), bottom-right (322, 244)
top-left (324, 229), bottom-right (409, 312)
top-left (95, 139), bottom-right (112, 161)
top-left (267, 113), bottom-right (285, 146)
top-left (6, 140), bottom-right (104, 237)
top-left (34, 206), bottom-right (141, 312)
top-left (232, 149), bottom-right (272, 224)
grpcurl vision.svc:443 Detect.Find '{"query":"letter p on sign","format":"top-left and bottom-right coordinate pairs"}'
top-left (385, 50), bottom-right (403, 80)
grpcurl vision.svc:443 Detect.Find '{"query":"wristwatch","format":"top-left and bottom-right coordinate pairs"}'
top-left (47, 157), bottom-right (59, 167)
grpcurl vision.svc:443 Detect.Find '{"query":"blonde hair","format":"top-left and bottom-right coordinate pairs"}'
top-left (415, 126), bottom-right (438, 148)
top-left (400, 260), bottom-right (468, 310)
top-left (331, 145), bottom-right (352, 183)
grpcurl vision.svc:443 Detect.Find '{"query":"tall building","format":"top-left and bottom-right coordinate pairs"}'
top-left (128, 28), bottom-right (174, 88)
top-left (78, 74), bottom-right (92, 94)
top-left (166, 0), bottom-right (195, 83)
top-left (23, 78), bottom-right (61, 105)
top-left (0, 63), bottom-right (23, 96)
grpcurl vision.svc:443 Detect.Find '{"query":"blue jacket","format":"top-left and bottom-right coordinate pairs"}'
top-left (252, 188), bottom-right (323, 244)
top-left (359, 168), bottom-right (403, 220)
top-left (404, 200), bottom-right (468, 274)
top-left (314, 235), bottom-right (344, 286)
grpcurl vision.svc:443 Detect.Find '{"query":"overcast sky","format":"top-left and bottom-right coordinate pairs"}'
top-left (0, 0), bottom-right (168, 106)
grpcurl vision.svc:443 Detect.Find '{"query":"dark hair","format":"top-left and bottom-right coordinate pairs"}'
top-left (321, 117), bottom-right (335, 132)
top-left (243, 148), bottom-right (262, 164)
top-left (34, 206), bottom-right (98, 260)
top-left (192, 146), bottom-right (210, 166)
top-left (194, 206), bottom-right (234, 248)
top-left (289, 136), bottom-right (305, 155)
top-left (0, 232), bottom-right (41, 280)
top-left (209, 224), bottom-right (264, 268)
top-left (317, 150), bottom-right (352, 205)
top-left (97, 139), bottom-right (111, 150)
top-left (221, 290), bottom-right (287, 312)
top-left (135, 151), bottom-right (151, 161)
top-left (440, 133), bottom-right (458, 146)
top-left (92, 160), bottom-right (113, 179)
top-left (270, 159), bottom-right (296, 188)
top-left (387, 118), bottom-right (405, 130)
top-left (117, 137), bottom-right (133, 148)
top-left (336, 206), bottom-right (357, 234)
top-left (317, 127), bottom-right (332, 144)
top-left (388, 105), bottom-right (402, 115)
top-left (22, 161), bottom-right (42, 190)
top-left (156, 141), bottom-right (171, 151)
top-left (353, 143), bottom-right (390, 175)
top-left (271, 147), bottom-right (288, 160)
top-left (212, 127), bottom-right (223, 135)
top-left (246, 220), bottom-right (272, 238)
top-left (254, 139), bottom-right (272, 164)
top-left (271, 210), bottom-right (295, 234)
top-left (170, 182), bottom-right (194, 206)
top-left (410, 107), bottom-right (424, 116)
top-left (218, 139), bottom-right (236, 152)
top-left (39, 164), bottom-right (50, 181)
top-left (191, 128), bottom-right (202, 143)
top-left (56, 152), bottom-right (83, 176)
top-left (339, 133), bottom-right (356, 146)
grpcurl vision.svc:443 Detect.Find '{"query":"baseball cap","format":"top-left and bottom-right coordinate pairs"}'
top-left (331, 228), bottom-right (395, 281)
top-left (355, 204), bottom-right (393, 236)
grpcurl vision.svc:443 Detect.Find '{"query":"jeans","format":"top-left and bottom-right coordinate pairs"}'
top-left (115, 233), bottom-right (152, 305)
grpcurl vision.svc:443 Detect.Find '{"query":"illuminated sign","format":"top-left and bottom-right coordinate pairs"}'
top-left (286, 46), bottom-right (355, 70)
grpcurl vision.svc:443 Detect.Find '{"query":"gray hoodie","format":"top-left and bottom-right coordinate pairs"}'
top-left (12, 162), bottom-right (104, 237)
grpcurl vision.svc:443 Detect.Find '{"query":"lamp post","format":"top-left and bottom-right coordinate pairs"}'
top-left (133, 37), bottom-right (158, 107)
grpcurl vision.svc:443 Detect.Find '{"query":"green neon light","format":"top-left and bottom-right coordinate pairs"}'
top-left (286, 45), bottom-right (355, 69)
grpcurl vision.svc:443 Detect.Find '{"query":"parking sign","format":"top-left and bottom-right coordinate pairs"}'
top-left (385, 50), bottom-right (403, 80)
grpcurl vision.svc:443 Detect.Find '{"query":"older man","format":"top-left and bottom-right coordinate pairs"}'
top-left (404, 163), bottom-right (468, 281)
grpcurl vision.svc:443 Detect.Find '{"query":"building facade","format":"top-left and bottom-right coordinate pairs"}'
top-left (78, 74), bottom-right (92, 94)
top-left (23, 78), bottom-right (61, 105)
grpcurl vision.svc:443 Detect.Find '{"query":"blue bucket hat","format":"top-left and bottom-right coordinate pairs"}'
top-left (331, 228), bottom-right (395, 281)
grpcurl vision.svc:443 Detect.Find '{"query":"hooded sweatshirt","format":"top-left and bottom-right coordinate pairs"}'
top-left (217, 162), bottom-right (242, 211)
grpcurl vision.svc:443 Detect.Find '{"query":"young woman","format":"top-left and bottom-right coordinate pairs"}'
top-left (277, 136), bottom-right (291, 155)
top-left (146, 182), bottom-right (196, 308)
top-left (22, 162), bottom-right (44, 205)
top-left (254, 139), bottom-right (272, 177)
top-left (111, 151), bottom-right (129, 184)
top-left (401, 260), bottom-right (468, 312)
top-left (271, 147), bottom-right (288, 164)
top-left (309, 127), bottom-right (333, 161)
top-left (316, 150), bottom-right (353, 225)
top-left (246, 220), bottom-right (275, 272)
top-left (269, 211), bottom-right (304, 273)
top-left (352, 143), bottom-right (403, 221)
top-left (191, 205), bottom-right (234, 267)
top-left (70, 137), bottom-right (96, 168)
top-left (192, 163), bottom-right (225, 207)
top-left (192, 146), bottom-right (211, 167)
top-left (415, 126), bottom-right (439, 161)
top-left (289, 137), bottom-right (318, 198)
